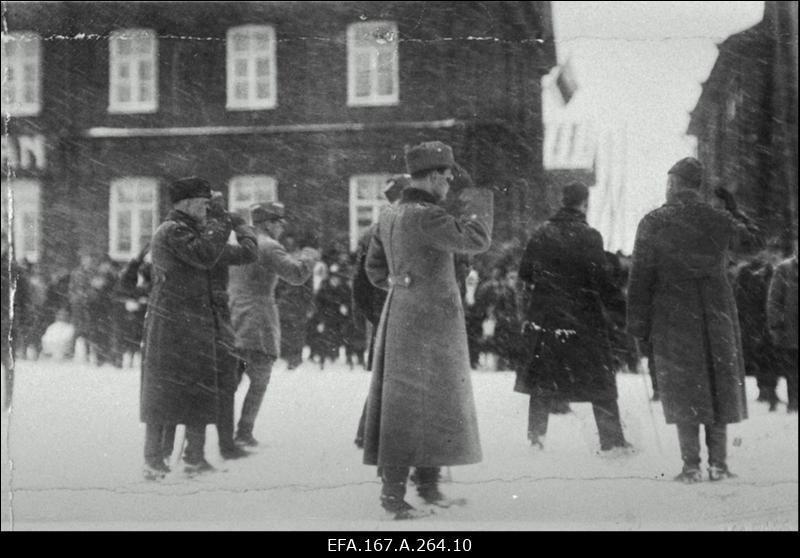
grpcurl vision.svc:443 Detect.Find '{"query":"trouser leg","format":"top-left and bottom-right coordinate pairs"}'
top-left (144, 423), bottom-right (167, 464)
top-left (676, 423), bottom-right (701, 468)
top-left (705, 423), bottom-right (727, 469)
top-left (183, 424), bottom-right (207, 462)
top-left (592, 398), bottom-right (627, 450)
top-left (218, 389), bottom-right (236, 450)
top-left (413, 466), bottom-right (442, 500)
top-left (216, 342), bottom-right (239, 451)
top-left (781, 349), bottom-right (798, 411)
top-left (161, 424), bottom-right (177, 460)
top-left (237, 351), bottom-right (274, 436)
top-left (527, 395), bottom-right (549, 441)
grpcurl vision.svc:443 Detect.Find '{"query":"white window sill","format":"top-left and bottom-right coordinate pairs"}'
top-left (108, 105), bottom-right (159, 114)
top-left (347, 98), bottom-right (399, 108)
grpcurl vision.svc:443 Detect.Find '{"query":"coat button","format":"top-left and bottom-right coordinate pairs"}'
top-left (404, 276), bottom-right (410, 285)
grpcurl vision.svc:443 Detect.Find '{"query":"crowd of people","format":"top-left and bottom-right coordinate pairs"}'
top-left (1, 145), bottom-right (797, 519)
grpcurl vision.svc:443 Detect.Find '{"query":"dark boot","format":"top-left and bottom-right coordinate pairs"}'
top-left (381, 467), bottom-right (431, 520)
top-left (234, 424), bottom-right (259, 447)
top-left (674, 463), bottom-right (703, 483)
top-left (415, 467), bottom-right (465, 508)
top-left (708, 464), bottom-right (737, 481)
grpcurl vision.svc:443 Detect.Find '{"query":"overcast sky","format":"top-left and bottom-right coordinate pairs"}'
top-left (549, 1), bottom-right (766, 252)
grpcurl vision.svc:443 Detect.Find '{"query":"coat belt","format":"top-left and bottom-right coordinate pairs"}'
top-left (388, 274), bottom-right (412, 288)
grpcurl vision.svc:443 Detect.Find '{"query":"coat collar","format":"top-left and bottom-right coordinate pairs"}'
top-left (401, 187), bottom-right (440, 205)
top-left (666, 188), bottom-right (703, 206)
top-left (549, 207), bottom-right (587, 224)
top-left (167, 209), bottom-right (202, 229)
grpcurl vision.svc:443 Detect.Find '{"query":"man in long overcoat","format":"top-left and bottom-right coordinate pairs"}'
top-left (364, 141), bottom-right (492, 519)
top-left (515, 182), bottom-right (629, 452)
top-left (627, 157), bottom-right (762, 483)
top-left (228, 202), bottom-right (318, 446)
top-left (140, 177), bottom-right (232, 478)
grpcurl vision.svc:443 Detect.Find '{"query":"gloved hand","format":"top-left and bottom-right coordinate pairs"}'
top-left (300, 247), bottom-right (321, 261)
top-left (229, 212), bottom-right (247, 229)
top-left (714, 187), bottom-right (738, 213)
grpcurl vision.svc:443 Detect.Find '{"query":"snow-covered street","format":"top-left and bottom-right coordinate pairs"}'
top-left (1, 357), bottom-right (797, 531)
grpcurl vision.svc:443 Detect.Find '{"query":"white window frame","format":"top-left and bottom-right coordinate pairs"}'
top-left (348, 174), bottom-right (391, 251)
top-left (1, 32), bottom-right (42, 117)
top-left (226, 25), bottom-right (277, 111)
top-left (228, 175), bottom-right (278, 222)
top-left (109, 177), bottom-right (159, 261)
top-left (347, 21), bottom-right (399, 107)
top-left (108, 28), bottom-right (158, 114)
top-left (1, 179), bottom-right (41, 262)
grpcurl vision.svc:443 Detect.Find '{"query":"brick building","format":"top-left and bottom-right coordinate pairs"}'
top-left (687, 1), bottom-right (798, 253)
top-left (1, 1), bottom-right (556, 273)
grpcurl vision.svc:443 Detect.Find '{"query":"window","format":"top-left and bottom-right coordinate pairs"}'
top-left (226, 25), bottom-right (277, 110)
top-left (109, 178), bottom-right (158, 260)
top-left (1, 179), bottom-right (41, 262)
top-left (109, 29), bottom-right (158, 113)
top-left (347, 21), bottom-right (399, 107)
top-left (228, 175), bottom-right (278, 221)
top-left (348, 174), bottom-right (391, 251)
top-left (1, 32), bottom-right (42, 116)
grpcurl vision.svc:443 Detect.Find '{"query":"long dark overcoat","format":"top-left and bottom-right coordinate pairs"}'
top-left (363, 187), bottom-right (492, 468)
top-left (627, 189), bottom-right (761, 425)
top-left (514, 208), bottom-right (621, 402)
top-left (140, 210), bottom-right (231, 425)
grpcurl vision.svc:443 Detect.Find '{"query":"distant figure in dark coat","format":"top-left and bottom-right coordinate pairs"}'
top-left (140, 177), bottom-right (232, 479)
top-left (314, 264), bottom-right (352, 365)
top-left (86, 255), bottom-right (118, 367)
top-left (515, 182), bottom-right (629, 453)
top-left (112, 245), bottom-right (152, 367)
top-left (276, 234), bottom-right (315, 370)
top-left (68, 251), bottom-right (95, 361)
top-left (733, 248), bottom-right (782, 410)
top-left (767, 252), bottom-right (798, 413)
top-left (627, 158), bottom-right (763, 483)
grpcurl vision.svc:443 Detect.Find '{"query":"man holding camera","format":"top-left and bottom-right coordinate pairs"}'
top-left (141, 177), bottom-right (235, 478)
top-left (627, 157), bottom-right (762, 483)
top-left (228, 202), bottom-right (319, 447)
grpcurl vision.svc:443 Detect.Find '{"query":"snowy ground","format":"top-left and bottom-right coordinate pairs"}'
top-left (1, 354), bottom-right (797, 531)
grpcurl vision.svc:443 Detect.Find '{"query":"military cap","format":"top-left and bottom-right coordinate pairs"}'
top-left (251, 201), bottom-right (286, 224)
top-left (169, 176), bottom-right (212, 204)
top-left (668, 157), bottom-right (703, 186)
top-left (562, 181), bottom-right (589, 208)
top-left (384, 174), bottom-right (411, 202)
top-left (405, 141), bottom-right (456, 175)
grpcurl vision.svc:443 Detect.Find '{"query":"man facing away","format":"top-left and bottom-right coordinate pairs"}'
top-left (515, 182), bottom-right (630, 454)
top-left (228, 202), bottom-right (319, 447)
top-left (627, 157), bottom-right (762, 483)
top-left (364, 141), bottom-right (493, 519)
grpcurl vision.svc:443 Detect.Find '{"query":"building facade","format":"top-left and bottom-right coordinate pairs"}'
top-left (2, 1), bottom-right (556, 273)
top-left (687, 1), bottom-right (798, 253)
